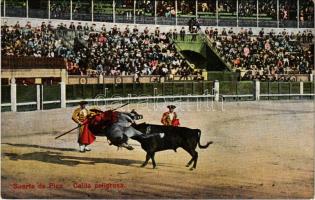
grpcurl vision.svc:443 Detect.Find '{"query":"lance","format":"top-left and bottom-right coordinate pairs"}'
top-left (55, 125), bottom-right (81, 139)
top-left (111, 102), bottom-right (129, 111)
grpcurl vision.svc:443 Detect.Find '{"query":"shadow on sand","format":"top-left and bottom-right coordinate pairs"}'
top-left (2, 143), bottom-right (78, 152)
top-left (2, 143), bottom-right (144, 167)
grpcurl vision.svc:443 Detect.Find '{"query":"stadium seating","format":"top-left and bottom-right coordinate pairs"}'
top-left (1, 19), bottom-right (313, 82)
top-left (203, 27), bottom-right (313, 81)
top-left (1, 21), bottom-right (200, 80)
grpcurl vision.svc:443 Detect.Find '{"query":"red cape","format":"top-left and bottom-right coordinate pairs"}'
top-left (78, 119), bottom-right (96, 145)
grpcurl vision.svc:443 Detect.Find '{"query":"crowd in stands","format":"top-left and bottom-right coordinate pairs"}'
top-left (70, 24), bottom-right (194, 78)
top-left (50, 1), bottom-right (70, 19)
top-left (218, 0), bottom-right (236, 13)
top-left (1, 20), bottom-right (314, 82)
top-left (299, 0), bottom-right (314, 25)
top-left (279, 0), bottom-right (297, 21)
top-left (1, 21), bottom-right (196, 79)
top-left (238, 0), bottom-right (257, 17)
top-left (196, 0), bottom-right (313, 24)
top-left (156, 1), bottom-right (176, 17)
top-left (199, 0), bottom-right (276, 17)
top-left (259, 0), bottom-right (277, 19)
top-left (1, 21), bottom-right (60, 58)
top-left (178, 0), bottom-right (196, 15)
top-left (72, 1), bottom-right (92, 18)
top-left (21, 0), bottom-right (314, 26)
top-left (135, 0), bottom-right (154, 16)
top-left (198, 1), bottom-right (215, 13)
top-left (205, 27), bottom-right (314, 81)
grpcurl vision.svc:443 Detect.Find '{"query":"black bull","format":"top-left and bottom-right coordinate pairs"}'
top-left (131, 123), bottom-right (213, 170)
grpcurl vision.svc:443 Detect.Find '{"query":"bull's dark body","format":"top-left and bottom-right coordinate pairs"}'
top-left (132, 123), bottom-right (213, 170)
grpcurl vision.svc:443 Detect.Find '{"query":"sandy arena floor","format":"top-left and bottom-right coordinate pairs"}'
top-left (1, 101), bottom-right (314, 198)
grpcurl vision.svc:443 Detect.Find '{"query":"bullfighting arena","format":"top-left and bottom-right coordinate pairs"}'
top-left (1, 100), bottom-right (314, 198)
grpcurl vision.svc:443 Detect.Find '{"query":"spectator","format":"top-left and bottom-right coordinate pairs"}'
top-left (173, 28), bottom-right (178, 40)
top-left (191, 27), bottom-right (197, 41)
top-left (188, 18), bottom-right (194, 32)
top-left (221, 28), bottom-right (227, 36)
top-left (69, 22), bottom-right (76, 30)
top-left (180, 27), bottom-right (186, 41)
top-left (77, 22), bottom-right (83, 31)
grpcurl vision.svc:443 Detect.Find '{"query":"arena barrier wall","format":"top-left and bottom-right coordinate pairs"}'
top-left (1, 81), bottom-right (314, 113)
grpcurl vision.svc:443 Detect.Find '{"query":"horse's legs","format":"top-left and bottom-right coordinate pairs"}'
top-left (141, 153), bottom-right (150, 167)
top-left (121, 142), bottom-right (134, 150)
top-left (107, 125), bottom-right (134, 150)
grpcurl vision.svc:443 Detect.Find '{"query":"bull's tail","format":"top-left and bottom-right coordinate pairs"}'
top-left (197, 129), bottom-right (213, 149)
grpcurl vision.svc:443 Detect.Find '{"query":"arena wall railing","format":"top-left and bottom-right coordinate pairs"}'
top-left (2, 0), bottom-right (314, 29)
top-left (1, 80), bottom-right (314, 112)
top-left (2, 17), bottom-right (314, 35)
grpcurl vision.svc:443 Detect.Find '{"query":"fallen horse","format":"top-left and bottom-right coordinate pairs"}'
top-left (87, 109), bottom-right (144, 150)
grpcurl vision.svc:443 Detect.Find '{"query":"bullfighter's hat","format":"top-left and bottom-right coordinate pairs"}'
top-left (79, 100), bottom-right (88, 105)
top-left (167, 105), bottom-right (176, 109)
